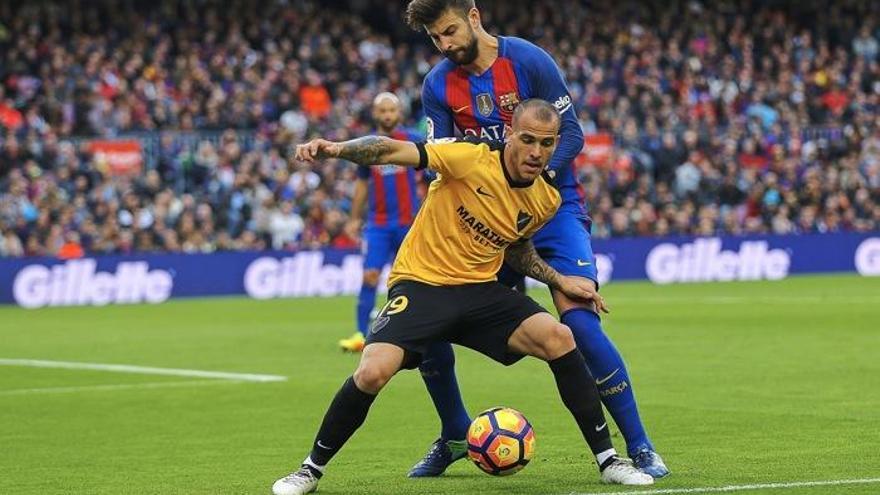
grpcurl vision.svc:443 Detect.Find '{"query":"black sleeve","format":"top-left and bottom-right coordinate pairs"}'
top-left (415, 142), bottom-right (429, 170)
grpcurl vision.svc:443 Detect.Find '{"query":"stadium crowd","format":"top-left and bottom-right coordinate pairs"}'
top-left (1, 0), bottom-right (878, 257)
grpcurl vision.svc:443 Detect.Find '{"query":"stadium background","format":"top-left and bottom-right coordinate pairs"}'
top-left (1, 0), bottom-right (878, 257)
top-left (2, 0), bottom-right (879, 302)
top-left (1, 2), bottom-right (879, 494)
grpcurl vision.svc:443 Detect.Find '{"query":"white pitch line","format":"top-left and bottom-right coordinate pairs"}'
top-left (0, 380), bottom-right (243, 396)
top-left (565, 477), bottom-right (880, 495)
top-left (0, 359), bottom-right (287, 383)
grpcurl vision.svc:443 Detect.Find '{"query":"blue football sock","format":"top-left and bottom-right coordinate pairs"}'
top-left (561, 308), bottom-right (653, 455)
top-left (419, 342), bottom-right (471, 441)
top-left (356, 283), bottom-right (378, 336)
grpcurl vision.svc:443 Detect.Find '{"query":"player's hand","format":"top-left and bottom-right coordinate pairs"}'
top-left (556, 276), bottom-right (609, 313)
top-left (295, 138), bottom-right (342, 162)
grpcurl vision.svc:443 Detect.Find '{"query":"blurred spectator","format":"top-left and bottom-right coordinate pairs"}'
top-left (853, 26), bottom-right (879, 61)
top-left (269, 201), bottom-right (305, 249)
top-left (0, 228), bottom-right (24, 257)
top-left (332, 220), bottom-right (361, 249)
top-left (300, 71), bottom-right (333, 119)
top-left (57, 231), bottom-right (85, 259)
top-left (0, 0), bottom-right (878, 258)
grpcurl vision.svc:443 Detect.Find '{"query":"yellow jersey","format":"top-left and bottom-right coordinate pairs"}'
top-left (388, 138), bottom-right (561, 287)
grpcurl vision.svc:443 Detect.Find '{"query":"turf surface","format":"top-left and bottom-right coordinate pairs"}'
top-left (1, 274), bottom-right (879, 494)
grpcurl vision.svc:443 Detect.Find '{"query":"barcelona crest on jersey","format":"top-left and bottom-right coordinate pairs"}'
top-left (499, 92), bottom-right (520, 114)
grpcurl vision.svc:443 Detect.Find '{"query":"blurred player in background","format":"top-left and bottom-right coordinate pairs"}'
top-left (338, 93), bottom-right (424, 352)
top-left (404, 0), bottom-right (669, 478)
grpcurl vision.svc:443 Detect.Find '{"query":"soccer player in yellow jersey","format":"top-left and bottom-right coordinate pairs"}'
top-left (271, 100), bottom-right (652, 495)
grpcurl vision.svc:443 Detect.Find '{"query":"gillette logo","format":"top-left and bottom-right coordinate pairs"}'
top-left (646, 238), bottom-right (790, 284)
top-left (13, 259), bottom-right (173, 308)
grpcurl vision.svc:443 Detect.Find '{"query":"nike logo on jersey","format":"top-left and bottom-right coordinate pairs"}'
top-left (577, 259), bottom-right (592, 267)
top-left (476, 186), bottom-right (495, 198)
top-left (595, 422), bottom-right (607, 432)
top-left (596, 368), bottom-right (620, 385)
top-left (453, 105), bottom-right (470, 114)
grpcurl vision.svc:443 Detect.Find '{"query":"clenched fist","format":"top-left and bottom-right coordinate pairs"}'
top-left (295, 139), bottom-right (342, 163)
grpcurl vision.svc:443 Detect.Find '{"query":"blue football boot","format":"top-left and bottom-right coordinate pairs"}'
top-left (630, 446), bottom-right (670, 478)
top-left (407, 438), bottom-right (468, 477)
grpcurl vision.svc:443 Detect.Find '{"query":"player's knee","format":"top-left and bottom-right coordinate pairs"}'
top-left (544, 323), bottom-right (577, 360)
top-left (363, 270), bottom-right (380, 287)
top-left (353, 363), bottom-right (393, 394)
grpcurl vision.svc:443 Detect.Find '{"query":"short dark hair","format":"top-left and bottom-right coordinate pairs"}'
top-left (405, 0), bottom-right (475, 31)
top-left (512, 99), bottom-right (561, 128)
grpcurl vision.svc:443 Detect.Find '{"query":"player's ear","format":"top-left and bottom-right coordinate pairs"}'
top-left (468, 7), bottom-right (480, 29)
top-left (503, 123), bottom-right (513, 137)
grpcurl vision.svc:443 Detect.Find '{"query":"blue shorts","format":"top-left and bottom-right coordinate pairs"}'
top-left (497, 209), bottom-right (598, 287)
top-left (362, 225), bottom-right (410, 270)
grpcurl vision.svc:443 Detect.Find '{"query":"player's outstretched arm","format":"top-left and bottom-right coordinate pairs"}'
top-left (505, 240), bottom-right (608, 313)
top-left (295, 136), bottom-right (421, 167)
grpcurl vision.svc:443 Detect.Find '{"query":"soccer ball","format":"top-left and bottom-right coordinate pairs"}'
top-left (466, 407), bottom-right (535, 476)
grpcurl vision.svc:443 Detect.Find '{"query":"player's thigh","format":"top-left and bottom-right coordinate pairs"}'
top-left (496, 212), bottom-right (597, 295)
top-left (453, 283), bottom-right (549, 365)
top-left (531, 211), bottom-right (599, 283)
top-left (532, 212), bottom-right (601, 313)
top-left (365, 281), bottom-right (460, 369)
top-left (362, 226), bottom-right (394, 271)
top-left (551, 276), bottom-right (600, 314)
top-left (506, 312), bottom-right (576, 360)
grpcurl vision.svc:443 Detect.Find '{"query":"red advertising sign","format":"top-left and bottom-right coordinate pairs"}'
top-left (582, 132), bottom-right (614, 167)
top-left (89, 140), bottom-right (143, 176)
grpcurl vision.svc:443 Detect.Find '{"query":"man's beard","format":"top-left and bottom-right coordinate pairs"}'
top-left (443, 34), bottom-right (479, 65)
top-left (377, 119), bottom-right (399, 134)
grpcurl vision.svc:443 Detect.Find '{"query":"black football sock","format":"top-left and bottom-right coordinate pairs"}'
top-left (307, 376), bottom-right (377, 467)
top-left (548, 349), bottom-right (615, 456)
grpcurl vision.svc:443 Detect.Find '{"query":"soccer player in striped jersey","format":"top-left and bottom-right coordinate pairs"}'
top-left (339, 93), bottom-right (424, 352)
top-left (403, 0), bottom-right (669, 479)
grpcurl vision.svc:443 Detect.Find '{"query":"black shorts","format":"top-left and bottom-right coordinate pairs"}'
top-left (365, 280), bottom-right (548, 368)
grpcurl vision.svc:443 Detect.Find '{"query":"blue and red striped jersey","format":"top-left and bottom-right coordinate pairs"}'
top-left (422, 36), bottom-right (586, 216)
top-left (357, 128), bottom-right (423, 228)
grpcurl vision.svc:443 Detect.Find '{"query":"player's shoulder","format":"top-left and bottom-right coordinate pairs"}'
top-left (424, 59), bottom-right (458, 88)
top-left (501, 36), bottom-right (542, 53)
top-left (501, 36), bottom-right (551, 61)
top-left (463, 135), bottom-right (504, 152)
top-left (535, 170), bottom-right (562, 204)
top-left (426, 136), bottom-right (502, 174)
top-left (431, 135), bottom-right (503, 151)
top-left (539, 169), bottom-right (559, 189)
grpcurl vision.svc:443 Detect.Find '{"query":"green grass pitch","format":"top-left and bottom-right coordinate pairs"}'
top-left (1, 274), bottom-right (879, 494)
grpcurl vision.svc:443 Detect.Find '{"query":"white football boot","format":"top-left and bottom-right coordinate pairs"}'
top-left (272, 466), bottom-right (320, 495)
top-left (601, 457), bottom-right (655, 485)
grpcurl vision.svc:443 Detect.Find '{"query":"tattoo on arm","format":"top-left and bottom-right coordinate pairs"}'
top-left (504, 240), bottom-right (561, 288)
top-left (337, 136), bottom-right (392, 165)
